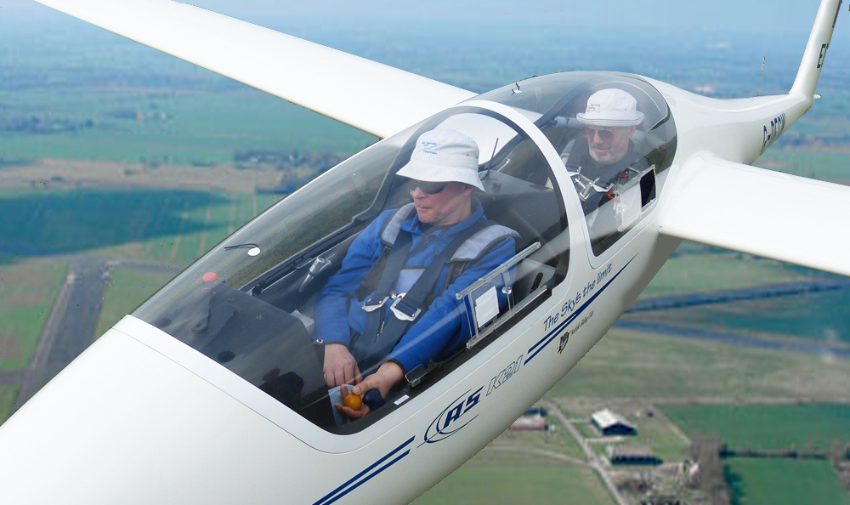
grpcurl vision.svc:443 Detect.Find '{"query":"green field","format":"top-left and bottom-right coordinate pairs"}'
top-left (0, 87), bottom-right (374, 165)
top-left (93, 191), bottom-right (283, 335)
top-left (756, 149), bottom-right (850, 182)
top-left (0, 260), bottom-right (68, 371)
top-left (498, 414), bottom-right (586, 462)
top-left (661, 404), bottom-right (850, 452)
top-left (725, 458), bottom-right (850, 505)
top-left (627, 286), bottom-right (850, 349)
top-left (0, 188), bottom-right (230, 264)
top-left (574, 420), bottom-right (598, 439)
top-left (413, 458), bottom-right (615, 505)
top-left (641, 254), bottom-right (811, 297)
top-left (0, 189), bottom-right (280, 268)
top-left (659, 404), bottom-right (850, 505)
top-left (95, 269), bottom-right (177, 339)
top-left (136, 192), bottom-right (280, 267)
top-left (550, 329), bottom-right (850, 401)
top-left (628, 413), bottom-right (690, 462)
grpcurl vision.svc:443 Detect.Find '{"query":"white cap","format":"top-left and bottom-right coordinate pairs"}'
top-left (397, 129), bottom-right (484, 191)
top-left (576, 89), bottom-right (644, 127)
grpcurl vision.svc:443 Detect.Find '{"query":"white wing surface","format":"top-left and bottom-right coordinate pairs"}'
top-left (658, 152), bottom-right (850, 277)
top-left (34, 0), bottom-right (476, 138)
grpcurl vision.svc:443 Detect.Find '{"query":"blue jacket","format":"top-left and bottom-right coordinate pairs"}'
top-left (313, 201), bottom-right (517, 374)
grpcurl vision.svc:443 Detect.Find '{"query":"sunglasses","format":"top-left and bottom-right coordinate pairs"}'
top-left (583, 127), bottom-right (616, 142)
top-left (410, 180), bottom-right (450, 195)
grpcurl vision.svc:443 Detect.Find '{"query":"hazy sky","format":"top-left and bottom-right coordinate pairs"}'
top-left (190, 0), bottom-right (844, 34)
top-left (2, 0), bottom-right (847, 97)
top-left (4, 0), bottom-right (846, 36)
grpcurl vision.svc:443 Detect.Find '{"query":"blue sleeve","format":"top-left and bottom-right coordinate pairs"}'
top-left (386, 237), bottom-right (516, 373)
top-left (312, 212), bottom-right (393, 347)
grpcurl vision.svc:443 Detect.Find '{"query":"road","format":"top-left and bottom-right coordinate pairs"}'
top-left (625, 278), bottom-right (850, 314)
top-left (14, 257), bottom-right (109, 409)
top-left (619, 278), bottom-right (850, 360)
top-left (0, 371), bottom-right (25, 387)
top-left (615, 319), bottom-right (850, 359)
top-left (545, 400), bottom-right (628, 505)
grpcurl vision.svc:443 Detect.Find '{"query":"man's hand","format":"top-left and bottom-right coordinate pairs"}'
top-left (323, 343), bottom-right (361, 389)
top-left (335, 361), bottom-right (404, 419)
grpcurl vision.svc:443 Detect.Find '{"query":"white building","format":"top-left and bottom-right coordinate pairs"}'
top-left (591, 408), bottom-right (637, 436)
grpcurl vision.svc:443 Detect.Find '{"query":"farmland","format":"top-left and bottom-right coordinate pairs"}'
top-left (0, 188), bottom-right (228, 263)
top-left (95, 269), bottom-right (177, 339)
top-left (658, 404), bottom-right (850, 505)
top-left (549, 329), bottom-right (850, 401)
top-left (134, 191), bottom-right (279, 267)
top-left (413, 457), bottom-right (616, 505)
top-left (661, 404), bottom-right (850, 452)
top-left (0, 260), bottom-right (68, 370)
top-left (639, 254), bottom-right (813, 297)
top-left (0, 87), bottom-right (375, 166)
top-left (0, 260), bottom-right (68, 423)
top-left (0, 186), bottom-right (280, 268)
top-left (726, 459), bottom-right (850, 505)
top-left (496, 409), bottom-right (587, 462)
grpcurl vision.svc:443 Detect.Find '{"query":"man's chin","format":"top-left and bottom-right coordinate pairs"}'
top-left (589, 150), bottom-right (618, 166)
top-left (590, 150), bottom-right (625, 165)
top-left (415, 209), bottom-right (434, 223)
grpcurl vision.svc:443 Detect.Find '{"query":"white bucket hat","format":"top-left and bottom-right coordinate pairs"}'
top-left (577, 89), bottom-right (645, 127)
top-left (397, 129), bottom-right (484, 191)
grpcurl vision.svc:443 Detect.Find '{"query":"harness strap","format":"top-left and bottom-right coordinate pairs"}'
top-left (356, 204), bottom-right (416, 299)
top-left (354, 218), bottom-right (491, 373)
top-left (359, 230), bottom-right (412, 347)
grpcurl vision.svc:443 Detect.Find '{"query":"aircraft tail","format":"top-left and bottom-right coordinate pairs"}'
top-left (790, 0), bottom-right (843, 100)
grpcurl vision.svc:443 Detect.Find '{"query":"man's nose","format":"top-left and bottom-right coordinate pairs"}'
top-left (411, 186), bottom-right (426, 198)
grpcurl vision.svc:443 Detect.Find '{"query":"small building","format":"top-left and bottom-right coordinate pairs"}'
top-left (591, 408), bottom-right (637, 436)
top-left (607, 445), bottom-right (662, 466)
top-left (524, 406), bottom-right (548, 418)
top-left (510, 416), bottom-right (546, 431)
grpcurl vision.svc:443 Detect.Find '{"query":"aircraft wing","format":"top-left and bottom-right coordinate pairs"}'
top-left (34, 0), bottom-right (476, 138)
top-left (658, 151), bottom-right (850, 277)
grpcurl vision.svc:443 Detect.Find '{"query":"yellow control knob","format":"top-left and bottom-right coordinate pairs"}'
top-left (343, 394), bottom-right (362, 411)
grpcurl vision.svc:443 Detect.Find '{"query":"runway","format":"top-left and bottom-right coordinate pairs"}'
top-left (12, 256), bottom-right (180, 410)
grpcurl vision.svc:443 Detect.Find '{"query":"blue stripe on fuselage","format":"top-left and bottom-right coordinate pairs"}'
top-left (525, 256), bottom-right (636, 365)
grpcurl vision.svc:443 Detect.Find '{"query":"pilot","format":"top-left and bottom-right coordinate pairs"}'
top-left (312, 129), bottom-right (518, 419)
top-left (562, 88), bottom-right (646, 216)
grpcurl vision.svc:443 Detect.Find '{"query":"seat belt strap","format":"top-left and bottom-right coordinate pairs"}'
top-left (355, 218), bottom-right (491, 373)
top-left (356, 204), bottom-right (416, 299)
top-left (360, 230), bottom-right (413, 345)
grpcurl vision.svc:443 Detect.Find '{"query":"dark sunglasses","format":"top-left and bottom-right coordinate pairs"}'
top-left (583, 127), bottom-right (616, 142)
top-left (410, 180), bottom-right (450, 195)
